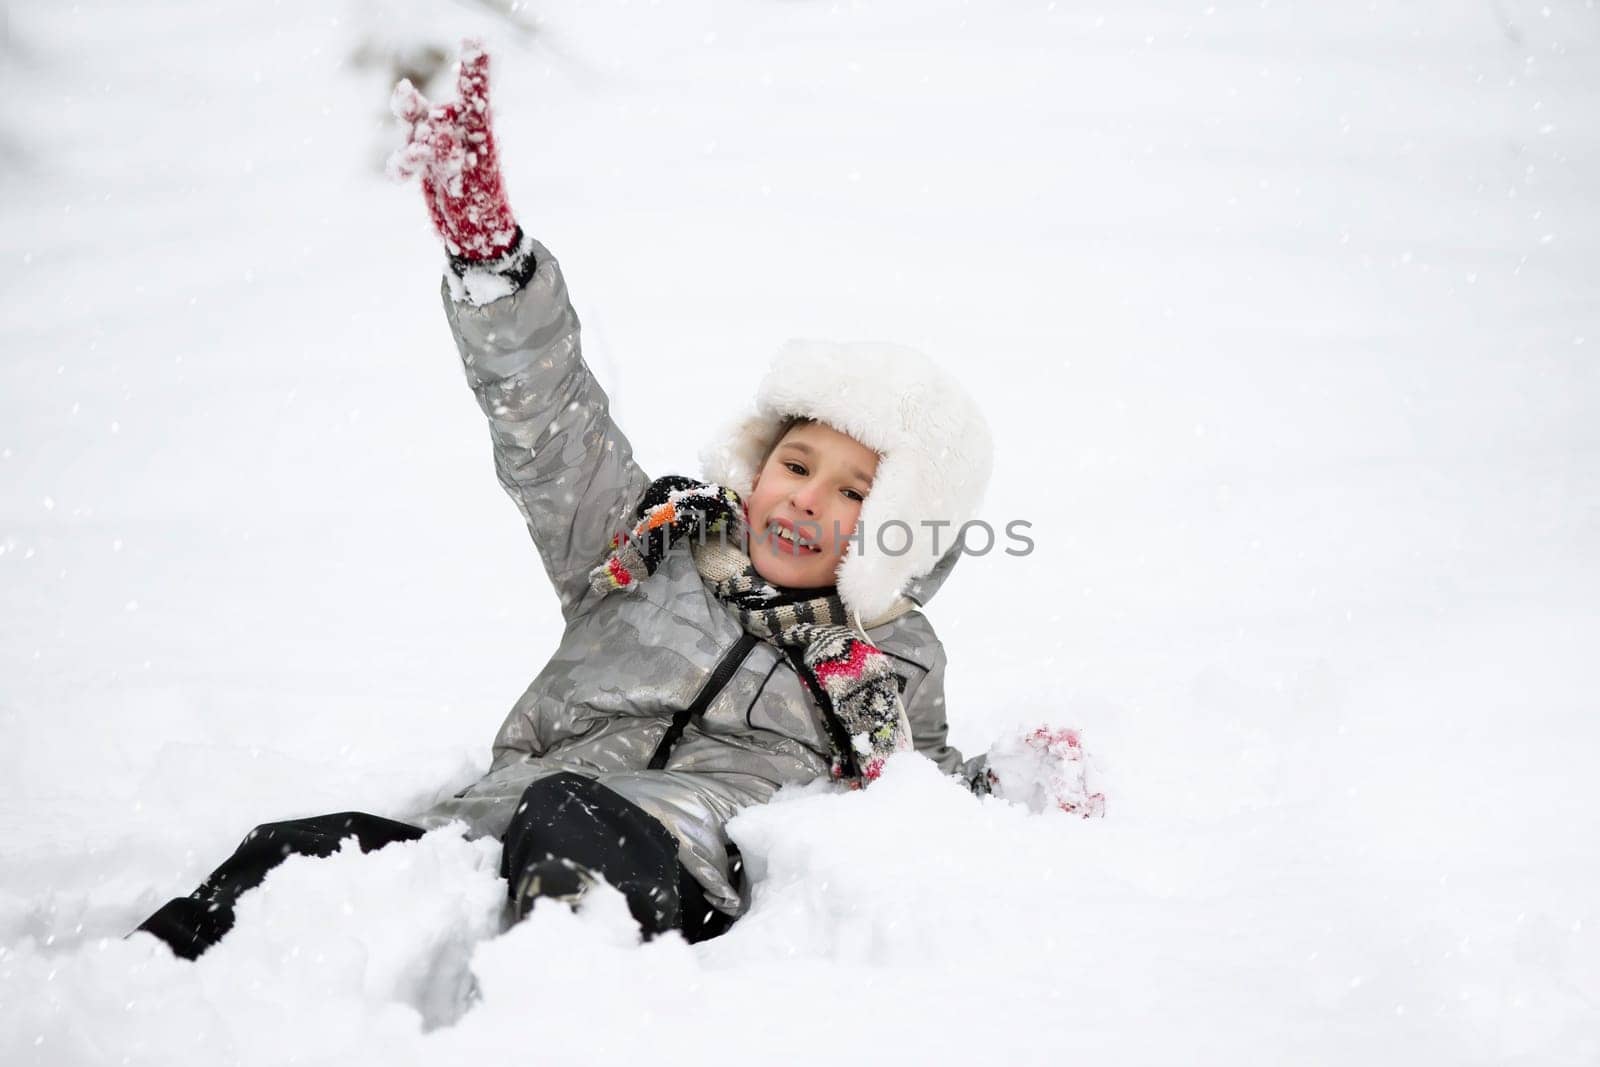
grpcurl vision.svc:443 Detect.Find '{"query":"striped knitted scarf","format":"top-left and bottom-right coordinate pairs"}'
top-left (588, 476), bottom-right (913, 782)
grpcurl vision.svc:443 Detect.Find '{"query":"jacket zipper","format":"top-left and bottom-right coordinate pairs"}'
top-left (647, 631), bottom-right (760, 770)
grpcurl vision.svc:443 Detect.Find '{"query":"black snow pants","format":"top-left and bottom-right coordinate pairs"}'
top-left (135, 772), bottom-right (734, 960)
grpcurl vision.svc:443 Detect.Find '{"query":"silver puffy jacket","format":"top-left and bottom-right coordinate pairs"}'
top-left (407, 237), bottom-right (980, 914)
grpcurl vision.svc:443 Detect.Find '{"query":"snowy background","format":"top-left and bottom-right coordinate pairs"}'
top-left (2, 0), bottom-right (1597, 1063)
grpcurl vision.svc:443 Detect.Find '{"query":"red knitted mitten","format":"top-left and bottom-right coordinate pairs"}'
top-left (388, 39), bottom-right (520, 262)
top-left (984, 726), bottom-right (1107, 817)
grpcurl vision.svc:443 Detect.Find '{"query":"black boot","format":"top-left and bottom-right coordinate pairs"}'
top-left (510, 855), bottom-right (597, 922)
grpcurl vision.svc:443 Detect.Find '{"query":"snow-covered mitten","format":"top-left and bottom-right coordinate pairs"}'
top-left (388, 39), bottom-right (528, 271)
top-left (984, 726), bottom-right (1106, 817)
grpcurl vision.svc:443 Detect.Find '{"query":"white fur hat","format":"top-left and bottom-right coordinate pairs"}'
top-left (699, 338), bottom-right (994, 621)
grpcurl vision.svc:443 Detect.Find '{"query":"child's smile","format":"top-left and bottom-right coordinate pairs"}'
top-left (766, 516), bottom-right (823, 555)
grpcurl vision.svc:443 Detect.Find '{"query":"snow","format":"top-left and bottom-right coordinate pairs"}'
top-left (446, 261), bottom-right (517, 308)
top-left (2, 0), bottom-right (1597, 1063)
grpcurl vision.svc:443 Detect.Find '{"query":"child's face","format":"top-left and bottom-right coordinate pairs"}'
top-left (745, 420), bottom-right (879, 590)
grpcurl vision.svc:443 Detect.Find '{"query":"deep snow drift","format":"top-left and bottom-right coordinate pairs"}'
top-left (2, 1), bottom-right (1597, 1064)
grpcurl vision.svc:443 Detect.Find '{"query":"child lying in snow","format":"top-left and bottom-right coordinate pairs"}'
top-left (134, 41), bottom-right (1101, 960)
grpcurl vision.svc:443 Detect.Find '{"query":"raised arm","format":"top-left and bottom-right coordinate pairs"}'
top-left (443, 242), bottom-right (650, 618)
top-left (390, 42), bottom-right (648, 619)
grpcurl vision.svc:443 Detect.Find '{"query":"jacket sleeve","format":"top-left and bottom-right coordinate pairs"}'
top-left (441, 236), bottom-right (650, 620)
top-left (878, 613), bottom-right (990, 792)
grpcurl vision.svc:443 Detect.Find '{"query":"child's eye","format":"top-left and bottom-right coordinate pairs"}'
top-left (784, 461), bottom-right (807, 476)
top-left (842, 488), bottom-right (864, 502)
